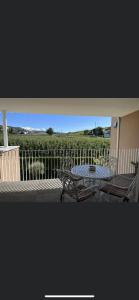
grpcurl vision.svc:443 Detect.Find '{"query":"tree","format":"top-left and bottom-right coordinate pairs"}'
top-left (8, 127), bottom-right (14, 134)
top-left (46, 127), bottom-right (54, 135)
top-left (84, 130), bottom-right (89, 135)
top-left (93, 127), bottom-right (104, 137)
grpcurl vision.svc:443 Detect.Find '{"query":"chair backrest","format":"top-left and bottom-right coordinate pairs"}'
top-left (57, 169), bottom-right (78, 196)
top-left (101, 155), bottom-right (117, 174)
top-left (57, 169), bottom-right (82, 183)
top-left (128, 175), bottom-right (137, 192)
top-left (57, 169), bottom-right (92, 201)
top-left (121, 175), bottom-right (137, 199)
top-left (57, 169), bottom-right (70, 183)
top-left (130, 161), bottom-right (139, 175)
top-left (61, 157), bottom-right (74, 171)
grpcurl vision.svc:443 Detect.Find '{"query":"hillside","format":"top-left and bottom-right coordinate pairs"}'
top-left (0, 125), bottom-right (111, 136)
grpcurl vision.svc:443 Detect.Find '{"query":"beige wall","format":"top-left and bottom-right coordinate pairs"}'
top-left (111, 111), bottom-right (139, 150)
top-left (111, 111), bottom-right (139, 174)
top-left (119, 110), bottom-right (139, 149)
top-left (0, 147), bottom-right (20, 182)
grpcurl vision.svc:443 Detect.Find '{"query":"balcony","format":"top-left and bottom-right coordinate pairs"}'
top-left (0, 98), bottom-right (139, 202)
top-left (0, 147), bottom-right (138, 202)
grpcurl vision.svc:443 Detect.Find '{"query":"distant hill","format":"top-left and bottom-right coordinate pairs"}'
top-left (0, 125), bottom-right (46, 135)
top-left (0, 125), bottom-right (111, 136)
top-left (0, 125), bottom-right (26, 134)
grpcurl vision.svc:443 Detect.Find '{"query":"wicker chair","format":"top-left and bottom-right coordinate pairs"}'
top-left (99, 174), bottom-right (137, 202)
top-left (57, 169), bottom-right (96, 202)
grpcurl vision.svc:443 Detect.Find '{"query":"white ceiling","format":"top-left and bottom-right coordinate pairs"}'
top-left (0, 98), bottom-right (139, 117)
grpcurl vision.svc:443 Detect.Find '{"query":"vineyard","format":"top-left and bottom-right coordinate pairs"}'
top-left (0, 134), bottom-right (110, 150)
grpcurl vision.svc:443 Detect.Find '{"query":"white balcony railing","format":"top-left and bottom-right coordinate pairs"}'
top-left (19, 148), bottom-right (110, 181)
top-left (19, 148), bottom-right (139, 181)
top-left (0, 148), bottom-right (139, 182)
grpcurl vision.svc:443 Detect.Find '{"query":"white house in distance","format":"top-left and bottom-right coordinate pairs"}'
top-left (103, 129), bottom-right (111, 138)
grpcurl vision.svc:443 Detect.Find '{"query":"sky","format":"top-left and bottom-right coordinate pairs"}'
top-left (0, 112), bottom-right (111, 132)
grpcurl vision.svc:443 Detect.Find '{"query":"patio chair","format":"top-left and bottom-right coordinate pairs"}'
top-left (118, 162), bottom-right (139, 182)
top-left (100, 155), bottom-right (118, 182)
top-left (57, 169), bottom-right (96, 202)
top-left (99, 174), bottom-right (137, 202)
top-left (131, 161), bottom-right (139, 175)
top-left (61, 157), bottom-right (74, 171)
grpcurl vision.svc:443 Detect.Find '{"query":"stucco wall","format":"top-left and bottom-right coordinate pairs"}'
top-left (111, 111), bottom-right (139, 150)
top-left (119, 110), bottom-right (139, 149)
top-left (111, 111), bottom-right (139, 174)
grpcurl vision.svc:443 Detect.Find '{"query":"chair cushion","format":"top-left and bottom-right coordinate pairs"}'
top-left (100, 183), bottom-right (128, 198)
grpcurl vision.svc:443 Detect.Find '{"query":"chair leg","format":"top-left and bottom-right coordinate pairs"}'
top-left (100, 191), bottom-right (110, 202)
top-left (60, 190), bottom-right (64, 203)
top-left (123, 196), bottom-right (129, 203)
top-left (98, 190), bottom-right (104, 202)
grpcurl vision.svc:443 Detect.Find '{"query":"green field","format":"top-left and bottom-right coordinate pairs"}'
top-left (0, 134), bottom-right (110, 150)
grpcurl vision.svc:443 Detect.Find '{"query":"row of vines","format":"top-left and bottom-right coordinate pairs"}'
top-left (0, 134), bottom-right (110, 150)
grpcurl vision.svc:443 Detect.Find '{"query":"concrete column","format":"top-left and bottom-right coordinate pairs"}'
top-left (2, 110), bottom-right (8, 147)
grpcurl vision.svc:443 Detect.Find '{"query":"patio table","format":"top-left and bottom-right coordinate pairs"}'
top-left (71, 164), bottom-right (114, 187)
